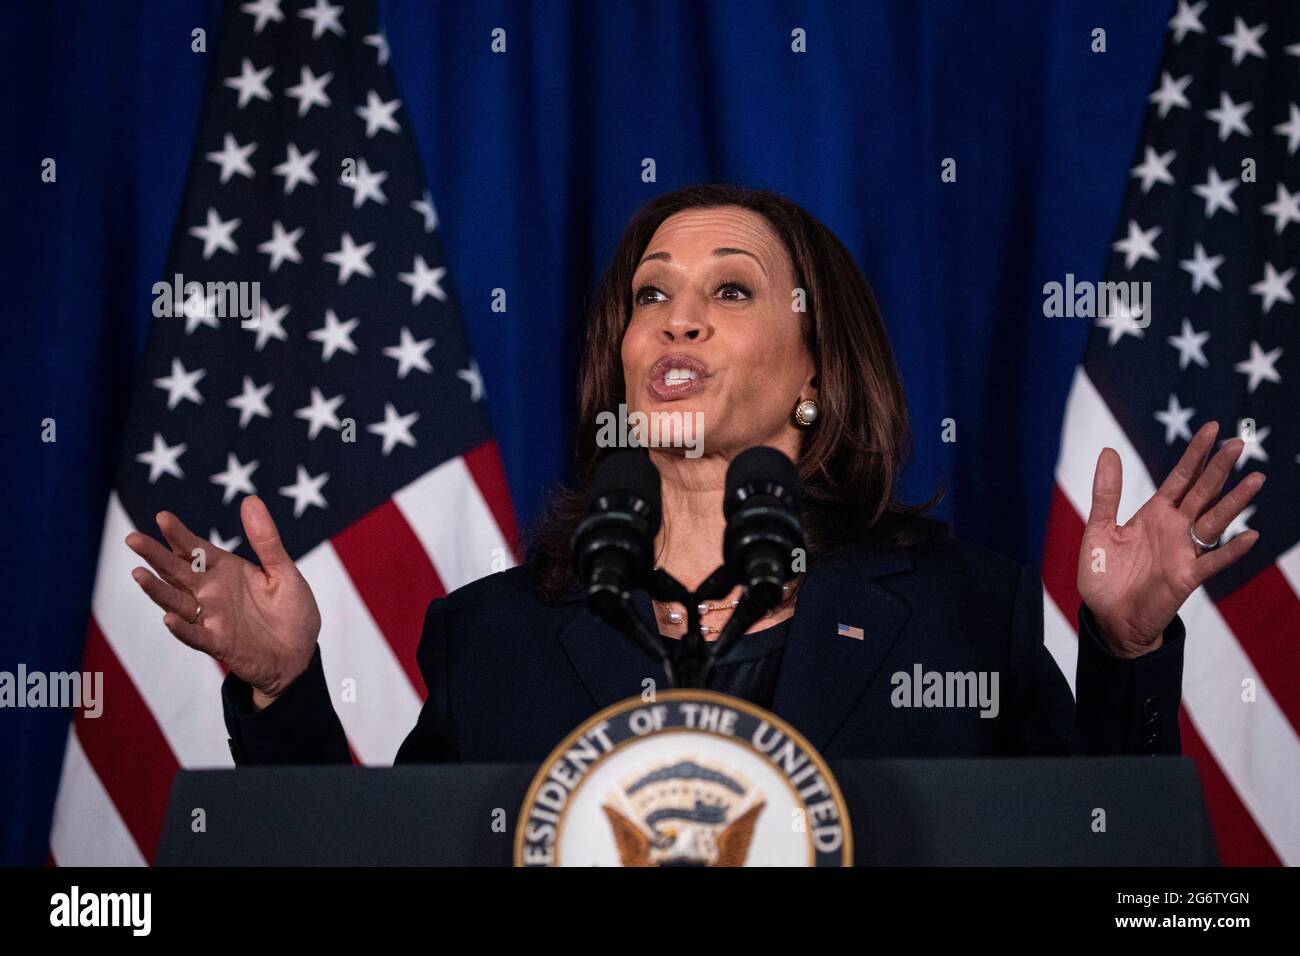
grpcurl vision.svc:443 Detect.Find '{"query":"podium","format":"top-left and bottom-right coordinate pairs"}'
top-left (157, 757), bottom-right (1218, 866)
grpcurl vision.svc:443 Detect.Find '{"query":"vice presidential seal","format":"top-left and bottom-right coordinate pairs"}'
top-left (514, 690), bottom-right (852, 866)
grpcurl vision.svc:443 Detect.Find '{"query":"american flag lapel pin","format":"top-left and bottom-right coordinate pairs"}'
top-left (837, 623), bottom-right (865, 641)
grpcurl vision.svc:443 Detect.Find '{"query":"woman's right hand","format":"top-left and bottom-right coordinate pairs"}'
top-left (126, 495), bottom-right (321, 710)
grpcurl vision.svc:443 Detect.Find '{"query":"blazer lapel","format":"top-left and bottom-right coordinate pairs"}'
top-left (554, 545), bottom-right (914, 748)
top-left (770, 548), bottom-right (914, 751)
top-left (556, 590), bottom-right (669, 709)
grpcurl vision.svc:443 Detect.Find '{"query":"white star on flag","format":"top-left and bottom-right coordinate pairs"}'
top-left (356, 91), bottom-right (402, 137)
top-left (458, 359), bottom-right (485, 402)
top-left (1261, 183), bottom-right (1300, 234)
top-left (1274, 103), bottom-right (1300, 155)
top-left (1154, 393), bottom-right (1196, 444)
top-left (1248, 262), bottom-right (1295, 313)
top-left (367, 403), bottom-right (420, 455)
top-left (383, 327), bottom-right (435, 378)
top-left (308, 310), bottom-right (360, 361)
top-left (223, 58), bottom-right (273, 109)
top-left (1168, 1), bottom-right (1206, 44)
top-left (1149, 71), bottom-right (1192, 118)
top-left (188, 207), bottom-right (240, 259)
top-left (1217, 17), bottom-right (1268, 66)
top-left (210, 453), bottom-right (259, 504)
top-left (245, 301), bottom-right (289, 351)
top-left (286, 65), bottom-right (333, 117)
top-left (294, 387), bottom-right (345, 439)
top-left (209, 529), bottom-right (243, 553)
top-left (240, 0), bottom-right (283, 34)
top-left (398, 255), bottom-right (447, 304)
top-left (411, 190), bottom-right (438, 233)
top-left (279, 465), bottom-right (330, 517)
top-left (226, 376), bottom-right (274, 428)
top-left (153, 357), bottom-right (206, 409)
top-left (181, 291), bottom-right (220, 334)
top-left (257, 221), bottom-right (304, 272)
top-left (1130, 146), bottom-right (1176, 193)
top-left (272, 142), bottom-right (319, 194)
top-left (205, 133), bottom-right (257, 183)
top-left (1205, 91), bottom-right (1253, 141)
top-left (299, 0), bottom-right (345, 39)
top-left (342, 158), bottom-right (388, 208)
top-left (1097, 301), bottom-right (1147, 346)
top-left (1166, 318), bottom-right (1210, 369)
top-left (1178, 242), bottom-right (1223, 293)
top-left (1112, 219), bottom-right (1161, 270)
top-left (135, 433), bottom-right (187, 483)
top-left (323, 232), bottom-right (375, 284)
top-left (1234, 428), bottom-right (1270, 469)
top-left (1192, 166), bottom-right (1239, 217)
top-left (363, 31), bottom-right (390, 65)
top-left (1222, 505), bottom-right (1256, 541)
top-left (1233, 341), bottom-right (1283, 392)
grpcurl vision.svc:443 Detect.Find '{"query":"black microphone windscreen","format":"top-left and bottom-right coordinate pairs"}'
top-left (724, 446), bottom-right (800, 515)
top-left (589, 448), bottom-right (662, 525)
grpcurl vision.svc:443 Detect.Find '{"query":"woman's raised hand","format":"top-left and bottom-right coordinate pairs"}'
top-left (1077, 421), bottom-right (1263, 658)
top-left (126, 494), bottom-right (321, 708)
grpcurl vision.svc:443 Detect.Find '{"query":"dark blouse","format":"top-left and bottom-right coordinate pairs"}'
top-left (660, 618), bottom-right (793, 711)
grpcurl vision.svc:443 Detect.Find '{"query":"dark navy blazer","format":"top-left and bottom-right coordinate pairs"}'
top-left (222, 535), bottom-right (1186, 765)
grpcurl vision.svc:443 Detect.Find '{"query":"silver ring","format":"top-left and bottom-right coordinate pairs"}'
top-left (189, 603), bottom-right (203, 624)
top-left (1189, 524), bottom-right (1220, 552)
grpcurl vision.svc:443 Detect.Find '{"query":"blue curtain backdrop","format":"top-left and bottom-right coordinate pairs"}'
top-left (0, 1), bottom-right (1171, 864)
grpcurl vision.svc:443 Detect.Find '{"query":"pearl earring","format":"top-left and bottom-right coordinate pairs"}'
top-left (793, 398), bottom-right (819, 427)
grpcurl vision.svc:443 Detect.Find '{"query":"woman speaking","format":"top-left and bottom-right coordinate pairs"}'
top-left (124, 184), bottom-right (1263, 764)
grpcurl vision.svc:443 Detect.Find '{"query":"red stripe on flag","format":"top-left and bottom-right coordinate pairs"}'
top-left (1178, 708), bottom-right (1282, 866)
top-left (1214, 564), bottom-right (1300, 737)
top-left (464, 440), bottom-right (521, 559)
top-left (331, 499), bottom-right (443, 697)
top-left (76, 618), bottom-right (180, 863)
top-left (1041, 486), bottom-right (1085, 618)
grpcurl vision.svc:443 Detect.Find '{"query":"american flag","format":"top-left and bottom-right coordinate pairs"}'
top-left (47, 0), bottom-right (519, 865)
top-left (1042, 0), bottom-right (1299, 865)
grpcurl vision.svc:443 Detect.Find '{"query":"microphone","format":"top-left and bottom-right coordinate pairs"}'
top-left (571, 449), bottom-right (670, 668)
top-left (723, 446), bottom-right (803, 604)
top-left (706, 447), bottom-right (805, 674)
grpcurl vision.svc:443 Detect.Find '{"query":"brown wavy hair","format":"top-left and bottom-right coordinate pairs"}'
top-left (526, 183), bottom-right (941, 601)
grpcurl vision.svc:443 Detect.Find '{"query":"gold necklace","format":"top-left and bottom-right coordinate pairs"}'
top-left (652, 577), bottom-right (799, 636)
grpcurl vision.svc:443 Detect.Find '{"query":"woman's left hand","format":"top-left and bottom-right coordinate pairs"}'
top-left (1076, 421), bottom-right (1264, 658)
